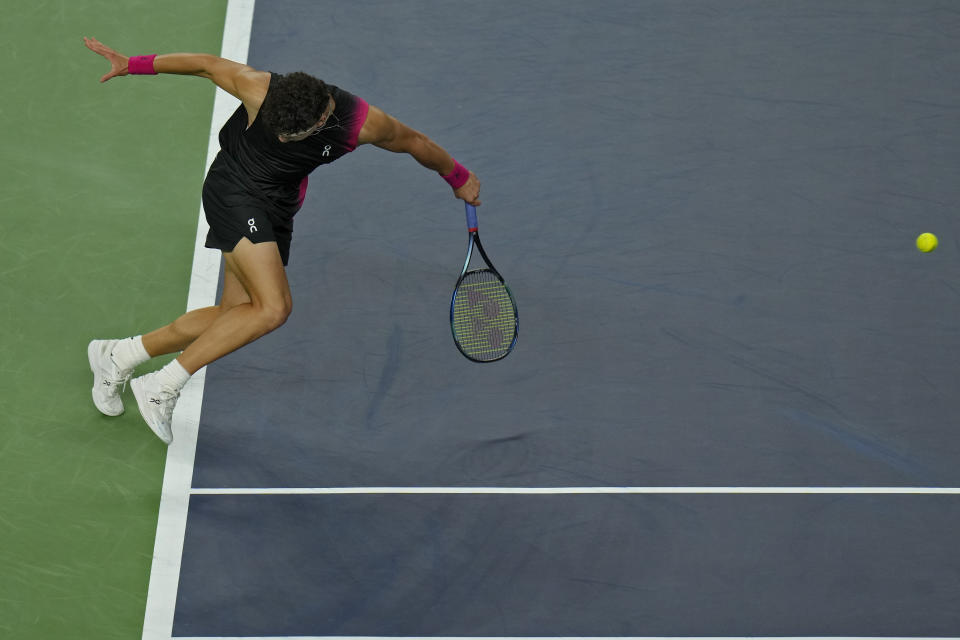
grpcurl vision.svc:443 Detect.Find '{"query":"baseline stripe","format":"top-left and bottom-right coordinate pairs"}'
top-left (190, 486), bottom-right (960, 495)
top-left (141, 2), bottom-right (255, 640)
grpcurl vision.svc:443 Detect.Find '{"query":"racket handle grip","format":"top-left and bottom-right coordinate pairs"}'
top-left (465, 203), bottom-right (478, 232)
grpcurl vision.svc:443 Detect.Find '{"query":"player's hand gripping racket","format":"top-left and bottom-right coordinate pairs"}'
top-left (450, 203), bottom-right (519, 362)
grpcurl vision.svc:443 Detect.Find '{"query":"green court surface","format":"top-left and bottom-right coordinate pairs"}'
top-left (0, 2), bottom-right (226, 638)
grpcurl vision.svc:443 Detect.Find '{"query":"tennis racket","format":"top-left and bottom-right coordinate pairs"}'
top-left (450, 203), bottom-right (518, 362)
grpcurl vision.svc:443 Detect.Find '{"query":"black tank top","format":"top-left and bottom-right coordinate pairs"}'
top-left (206, 74), bottom-right (369, 217)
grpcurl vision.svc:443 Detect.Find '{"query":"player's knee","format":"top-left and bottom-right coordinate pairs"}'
top-left (258, 300), bottom-right (292, 331)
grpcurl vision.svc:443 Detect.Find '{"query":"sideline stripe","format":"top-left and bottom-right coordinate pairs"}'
top-left (141, 2), bottom-right (255, 640)
top-left (190, 486), bottom-right (960, 495)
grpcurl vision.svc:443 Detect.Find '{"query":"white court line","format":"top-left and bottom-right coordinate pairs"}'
top-left (191, 486), bottom-right (960, 495)
top-left (141, 2), bottom-right (255, 640)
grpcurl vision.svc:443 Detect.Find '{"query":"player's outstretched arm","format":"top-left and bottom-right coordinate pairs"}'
top-left (83, 37), bottom-right (268, 108)
top-left (358, 104), bottom-right (481, 205)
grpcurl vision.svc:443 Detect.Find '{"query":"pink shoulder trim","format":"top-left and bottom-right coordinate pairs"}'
top-left (346, 97), bottom-right (370, 151)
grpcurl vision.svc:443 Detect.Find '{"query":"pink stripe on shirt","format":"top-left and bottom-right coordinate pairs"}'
top-left (346, 97), bottom-right (370, 151)
top-left (296, 176), bottom-right (309, 209)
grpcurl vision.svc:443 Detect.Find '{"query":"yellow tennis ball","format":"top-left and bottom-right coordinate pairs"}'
top-left (916, 233), bottom-right (938, 253)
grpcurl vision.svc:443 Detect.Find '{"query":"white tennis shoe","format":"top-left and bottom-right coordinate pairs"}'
top-left (130, 372), bottom-right (180, 445)
top-left (88, 339), bottom-right (133, 417)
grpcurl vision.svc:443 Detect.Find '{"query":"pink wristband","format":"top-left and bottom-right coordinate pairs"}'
top-left (128, 55), bottom-right (158, 75)
top-left (442, 160), bottom-right (470, 189)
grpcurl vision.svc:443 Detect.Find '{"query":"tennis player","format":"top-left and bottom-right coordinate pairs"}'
top-left (84, 37), bottom-right (481, 444)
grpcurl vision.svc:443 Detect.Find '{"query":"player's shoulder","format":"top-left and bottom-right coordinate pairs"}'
top-left (236, 68), bottom-right (271, 98)
top-left (355, 103), bottom-right (392, 146)
top-left (234, 69), bottom-right (271, 116)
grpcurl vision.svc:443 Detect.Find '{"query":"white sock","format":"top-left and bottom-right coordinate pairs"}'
top-left (156, 359), bottom-right (191, 392)
top-left (111, 335), bottom-right (151, 372)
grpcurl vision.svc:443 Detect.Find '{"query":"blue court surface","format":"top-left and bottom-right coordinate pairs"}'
top-left (163, 1), bottom-right (960, 637)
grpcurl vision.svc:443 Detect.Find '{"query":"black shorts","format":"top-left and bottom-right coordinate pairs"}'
top-left (201, 166), bottom-right (295, 266)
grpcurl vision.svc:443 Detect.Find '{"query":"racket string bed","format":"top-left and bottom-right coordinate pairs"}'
top-left (451, 271), bottom-right (516, 361)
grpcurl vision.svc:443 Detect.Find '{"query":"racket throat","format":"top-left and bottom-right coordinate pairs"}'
top-left (459, 234), bottom-right (476, 277)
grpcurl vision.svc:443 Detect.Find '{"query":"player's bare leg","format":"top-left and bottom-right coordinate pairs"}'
top-left (175, 238), bottom-right (292, 374)
top-left (131, 239), bottom-right (292, 443)
top-left (141, 268), bottom-right (252, 357)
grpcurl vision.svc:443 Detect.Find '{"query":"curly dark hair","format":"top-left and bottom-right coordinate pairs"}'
top-left (260, 72), bottom-right (331, 136)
